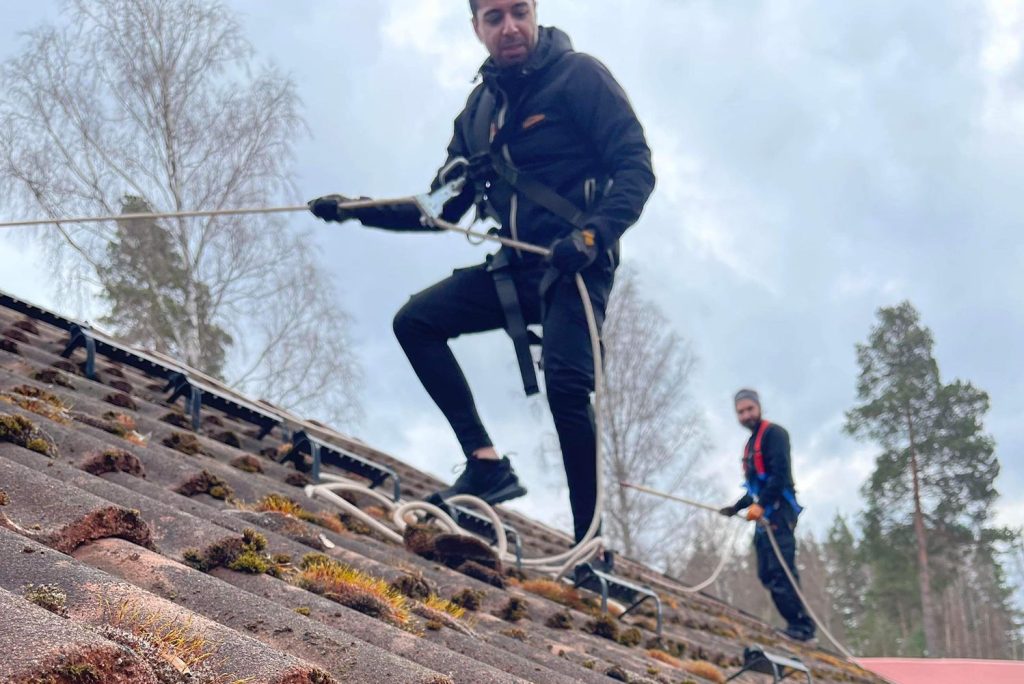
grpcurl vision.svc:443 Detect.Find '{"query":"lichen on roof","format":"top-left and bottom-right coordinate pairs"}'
top-left (0, 412), bottom-right (59, 457)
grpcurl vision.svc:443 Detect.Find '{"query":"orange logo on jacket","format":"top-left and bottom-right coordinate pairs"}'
top-left (522, 114), bottom-right (546, 130)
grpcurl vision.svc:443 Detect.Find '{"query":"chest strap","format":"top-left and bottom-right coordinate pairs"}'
top-left (482, 88), bottom-right (589, 232)
top-left (488, 153), bottom-right (588, 230)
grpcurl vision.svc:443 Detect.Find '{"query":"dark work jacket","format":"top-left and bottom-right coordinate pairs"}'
top-left (358, 26), bottom-right (655, 260)
top-left (733, 421), bottom-right (802, 526)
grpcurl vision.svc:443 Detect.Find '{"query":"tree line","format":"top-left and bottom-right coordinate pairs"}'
top-left (678, 302), bottom-right (1022, 659)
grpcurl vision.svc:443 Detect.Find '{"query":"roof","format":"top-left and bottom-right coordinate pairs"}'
top-left (0, 290), bottom-right (888, 683)
top-left (858, 658), bottom-right (1024, 684)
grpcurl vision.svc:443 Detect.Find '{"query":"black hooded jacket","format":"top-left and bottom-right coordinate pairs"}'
top-left (732, 421), bottom-right (800, 522)
top-left (358, 26), bottom-right (655, 256)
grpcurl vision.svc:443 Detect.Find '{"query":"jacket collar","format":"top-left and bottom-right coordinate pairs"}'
top-left (479, 26), bottom-right (573, 85)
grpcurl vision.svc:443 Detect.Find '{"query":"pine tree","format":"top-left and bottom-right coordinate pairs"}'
top-left (845, 302), bottom-right (944, 655)
top-left (824, 515), bottom-right (865, 648)
top-left (845, 301), bottom-right (1009, 657)
top-left (98, 196), bottom-right (232, 377)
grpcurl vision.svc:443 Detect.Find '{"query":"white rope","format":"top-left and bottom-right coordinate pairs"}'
top-left (0, 198), bottom-right (404, 229)
top-left (619, 482), bottom-right (743, 593)
top-left (620, 481), bottom-right (723, 514)
top-left (297, 209), bottom-right (607, 577)
top-left (6, 196), bottom-right (608, 577)
top-left (677, 523), bottom-right (746, 594)
top-left (302, 263), bottom-right (607, 579)
top-left (761, 521), bottom-right (857, 659)
top-left (622, 482), bottom-right (859, 659)
top-left (8, 197), bottom-right (858, 659)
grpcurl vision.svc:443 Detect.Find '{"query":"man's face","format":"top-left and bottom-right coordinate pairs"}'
top-left (472, 0), bottom-right (539, 68)
top-left (735, 399), bottom-right (761, 430)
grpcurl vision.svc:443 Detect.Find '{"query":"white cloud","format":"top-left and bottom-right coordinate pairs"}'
top-left (982, 0), bottom-right (1023, 73)
top-left (996, 492), bottom-right (1024, 530)
top-left (0, 237), bottom-right (55, 309)
top-left (381, 0), bottom-right (483, 91)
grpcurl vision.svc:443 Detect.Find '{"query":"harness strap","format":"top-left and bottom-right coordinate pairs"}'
top-left (484, 95), bottom-right (589, 230)
top-left (753, 419), bottom-right (771, 476)
top-left (488, 252), bottom-right (540, 396)
top-left (472, 86), bottom-right (497, 146)
top-left (489, 153), bottom-right (588, 230)
top-left (742, 420), bottom-right (804, 519)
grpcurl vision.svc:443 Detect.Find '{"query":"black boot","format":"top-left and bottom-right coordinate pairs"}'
top-left (425, 456), bottom-right (527, 514)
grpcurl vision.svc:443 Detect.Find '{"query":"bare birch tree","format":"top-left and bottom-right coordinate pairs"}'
top-left (0, 0), bottom-right (361, 425)
top-left (600, 270), bottom-right (710, 565)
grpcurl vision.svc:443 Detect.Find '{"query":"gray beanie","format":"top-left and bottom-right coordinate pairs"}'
top-left (734, 388), bottom-right (761, 406)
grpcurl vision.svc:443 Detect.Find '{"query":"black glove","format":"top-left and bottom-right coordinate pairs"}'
top-left (550, 228), bottom-right (599, 274)
top-left (466, 152), bottom-right (496, 188)
top-left (307, 194), bottom-right (365, 223)
top-left (718, 505), bottom-right (738, 518)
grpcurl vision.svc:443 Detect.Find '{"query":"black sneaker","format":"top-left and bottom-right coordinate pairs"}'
top-left (782, 625), bottom-right (816, 643)
top-left (425, 456), bottom-right (527, 515)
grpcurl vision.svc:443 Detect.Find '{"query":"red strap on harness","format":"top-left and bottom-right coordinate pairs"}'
top-left (743, 420), bottom-right (772, 476)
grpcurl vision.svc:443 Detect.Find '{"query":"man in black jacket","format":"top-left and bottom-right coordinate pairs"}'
top-left (309, 0), bottom-right (655, 544)
top-left (719, 389), bottom-right (816, 642)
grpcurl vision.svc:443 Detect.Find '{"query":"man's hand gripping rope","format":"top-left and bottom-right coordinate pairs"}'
top-left (620, 481), bottom-right (857, 659)
top-left (304, 170), bottom-right (608, 579)
top-left (0, 175), bottom-right (608, 579)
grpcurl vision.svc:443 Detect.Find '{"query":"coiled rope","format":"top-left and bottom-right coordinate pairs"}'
top-left (2, 199), bottom-right (606, 579)
top-left (301, 200), bottom-right (608, 579)
top-left (6, 202), bottom-right (857, 659)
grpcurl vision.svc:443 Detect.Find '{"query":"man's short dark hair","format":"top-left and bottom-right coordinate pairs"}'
top-left (470, 0), bottom-right (535, 15)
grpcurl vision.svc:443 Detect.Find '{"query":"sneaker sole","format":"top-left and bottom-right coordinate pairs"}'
top-left (781, 631), bottom-right (816, 643)
top-left (480, 483), bottom-right (527, 506)
top-left (425, 483), bottom-right (528, 511)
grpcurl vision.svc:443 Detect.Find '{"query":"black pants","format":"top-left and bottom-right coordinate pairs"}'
top-left (392, 251), bottom-right (614, 542)
top-left (754, 519), bottom-right (815, 636)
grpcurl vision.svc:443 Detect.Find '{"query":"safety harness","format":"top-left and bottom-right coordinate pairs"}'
top-left (469, 86), bottom-right (602, 396)
top-left (742, 421), bottom-right (804, 524)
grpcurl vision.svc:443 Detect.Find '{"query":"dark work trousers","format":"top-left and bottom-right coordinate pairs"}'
top-left (392, 250), bottom-right (614, 542)
top-left (754, 517), bottom-right (815, 636)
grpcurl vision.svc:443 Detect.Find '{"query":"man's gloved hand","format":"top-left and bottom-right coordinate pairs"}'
top-left (307, 194), bottom-right (365, 223)
top-left (466, 152), bottom-right (496, 188)
top-left (746, 503), bottom-right (766, 522)
top-left (718, 505), bottom-right (738, 518)
top-left (550, 228), bottom-right (599, 274)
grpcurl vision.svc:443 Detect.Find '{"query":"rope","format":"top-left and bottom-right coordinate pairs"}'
top-left (7, 197), bottom-right (859, 659)
top-left (0, 198), bottom-right (402, 229)
top-left (618, 481), bottom-right (741, 593)
top-left (620, 481), bottom-right (742, 593)
top-left (302, 254), bottom-right (607, 579)
top-left (623, 481), bottom-right (858, 659)
top-left (287, 202), bottom-right (601, 577)
top-left (5, 196), bottom-right (608, 577)
top-left (620, 481), bottom-right (724, 514)
top-left (677, 524), bottom-right (746, 594)
top-left (762, 521), bottom-right (857, 660)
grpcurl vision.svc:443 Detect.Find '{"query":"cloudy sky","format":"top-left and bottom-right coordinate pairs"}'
top-left (2, 1), bottom-right (1023, 554)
